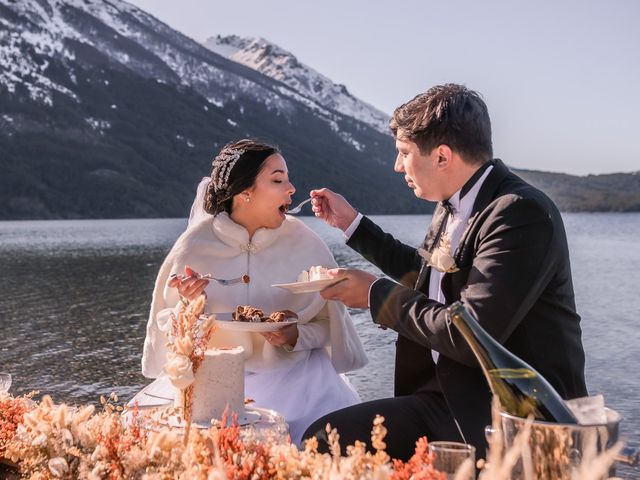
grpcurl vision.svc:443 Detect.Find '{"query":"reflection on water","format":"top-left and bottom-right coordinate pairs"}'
top-left (0, 219), bottom-right (187, 403)
top-left (0, 214), bottom-right (638, 477)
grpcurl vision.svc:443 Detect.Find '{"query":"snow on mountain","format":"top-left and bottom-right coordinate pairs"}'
top-left (0, 1), bottom-right (323, 122)
top-left (203, 35), bottom-right (391, 134)
top-left (1, 0), bottom-right (254, 104)
top-left (0, 0), bottom-right (79, 105)
top-left (0, 0), bottom-right (417, 219)
top-left (0, 0), bottom-right (389, 154)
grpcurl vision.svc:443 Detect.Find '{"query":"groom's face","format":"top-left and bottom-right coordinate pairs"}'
top-left (394, 137), bottom-right (443, 201)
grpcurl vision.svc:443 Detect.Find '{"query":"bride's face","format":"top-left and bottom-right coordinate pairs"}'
top-left (236, 153), bottom-right (296, 230)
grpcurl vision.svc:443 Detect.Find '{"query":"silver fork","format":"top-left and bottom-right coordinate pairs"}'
top-left (287, 197), bottom-right (312, 215)
top-left (170, 273), bottom-right (249, 286)
top-left (199, 273), bottom-right (250, 286)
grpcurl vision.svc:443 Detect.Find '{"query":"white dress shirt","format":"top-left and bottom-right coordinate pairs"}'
top-left (428, 165), bottom-right (492, 362)
top-left (344, 165), bottom-right (494, 363)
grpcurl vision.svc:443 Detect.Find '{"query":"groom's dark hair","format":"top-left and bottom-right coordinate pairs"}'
top-left (390, 83), bottom-right (493, 164)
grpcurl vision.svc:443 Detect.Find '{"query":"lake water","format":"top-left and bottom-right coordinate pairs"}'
top-left (0, 214), bottom-right (638, 477)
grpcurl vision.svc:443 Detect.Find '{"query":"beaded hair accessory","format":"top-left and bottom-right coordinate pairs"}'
top-left (211, 147), bottom-right (246, 192)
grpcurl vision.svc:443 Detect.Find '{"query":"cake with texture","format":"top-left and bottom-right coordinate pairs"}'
top-left (297, 266), bottom-right (331, 282)
top-left (177, 346), bottom-right (245, 425)
top-left (232, 305), bottom-right (288, 323)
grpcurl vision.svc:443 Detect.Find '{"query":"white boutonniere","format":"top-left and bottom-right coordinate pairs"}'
top-left (418, 232), bottom-right (459, 273)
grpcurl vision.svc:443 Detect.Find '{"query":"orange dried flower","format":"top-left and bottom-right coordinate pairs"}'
top-left (0, 395), bottom-right (30, 457)
top-left (391, 437), bottom-right (444, 480)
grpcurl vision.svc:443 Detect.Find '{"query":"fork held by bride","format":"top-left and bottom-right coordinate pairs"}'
top-left (169, 267), bottom-right (249, 301)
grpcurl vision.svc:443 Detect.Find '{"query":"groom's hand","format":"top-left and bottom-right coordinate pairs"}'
top-left (320, 268), bottom-right (376, 309)
top-left (310, 188), bottom-right (358, 232)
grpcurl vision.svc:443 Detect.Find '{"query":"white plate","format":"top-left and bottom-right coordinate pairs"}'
top-left (127, 377), bottom-right (173, 410)
top-left (272, 278), bottom-right (344, 294)
top-left (215, 318), bottom-right (298, 332)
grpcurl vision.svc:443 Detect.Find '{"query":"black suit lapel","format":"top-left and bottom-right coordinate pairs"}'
top-left (419, 160), bottom-right (512, 288)
top-left (469, 159), bottom-right (510, 217)
top-left (423, 202), bottom-right (449, 252)
top-left (415, 202), bottom-right (450, 290)
top-left (415, 260), bottom-right (430, 291)
top-left (453, 159), bottom-right (511, 265)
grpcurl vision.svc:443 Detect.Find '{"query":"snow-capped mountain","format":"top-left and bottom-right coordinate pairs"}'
top-left (203, 35), bottom-right (391, 134)
top-left (0, 1), bottom-right (633, 219)
top-left (1, 0), bottom-right (308, 117)
top-left (0, 0), bottom-right (387, 148)
top-left (0, 0), bottom-right (420, 219)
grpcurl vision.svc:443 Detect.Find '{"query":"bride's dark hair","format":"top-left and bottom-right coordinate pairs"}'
top-left (204, 139), bottom-right (280, 216)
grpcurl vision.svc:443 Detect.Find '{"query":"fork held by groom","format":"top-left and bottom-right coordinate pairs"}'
top-left (302, 83), bottom-right (587, 461)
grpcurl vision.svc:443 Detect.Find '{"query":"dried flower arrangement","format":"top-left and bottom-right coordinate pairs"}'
top-left (0, 392), bottom-right (623, 480)
top-left (164, 294), bottom-right (216, 437)
top-left (0, 392), bottom-right (446, 479)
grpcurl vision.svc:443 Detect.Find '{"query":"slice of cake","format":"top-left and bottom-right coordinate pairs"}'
top-left (232, 305), bottom-right (288, 323)
top-left (182, 346), bottom-right (245, 425)
top-left (297, 266), bottom-right (331, 282)
top-left (266, 311), bottom-right (286, 323)
top-left (232, 305), bottom-right (265, 322)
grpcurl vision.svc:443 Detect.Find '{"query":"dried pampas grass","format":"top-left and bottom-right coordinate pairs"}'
top-left (0, 392), bottom-right (622, 479)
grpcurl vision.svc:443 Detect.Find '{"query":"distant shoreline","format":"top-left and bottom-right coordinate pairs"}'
top-left (2, 210), bottom-right (640, 222)
top-left (3, 166), bottom-right (639, 220)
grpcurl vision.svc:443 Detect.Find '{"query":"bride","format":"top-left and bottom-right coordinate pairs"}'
top-left (140, 139), bottom-right (368, 445)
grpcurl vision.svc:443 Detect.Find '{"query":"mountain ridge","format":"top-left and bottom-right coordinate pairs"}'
top-left (203, 34), bottom-right (390, 135)
top-left (0, 0), bottom-right (418, 219)
top-left (0, 0), bottom-right (638, 220)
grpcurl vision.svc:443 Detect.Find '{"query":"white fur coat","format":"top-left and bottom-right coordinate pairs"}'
top-left (141, 212), bottom-right (368, 378)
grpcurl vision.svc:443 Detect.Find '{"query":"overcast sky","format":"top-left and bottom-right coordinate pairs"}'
top-left (127, 0), bottom-right (639, 175)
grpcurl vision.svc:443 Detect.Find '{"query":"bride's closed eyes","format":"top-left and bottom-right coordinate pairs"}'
top-left (271, 172), bottom-right (291, 185)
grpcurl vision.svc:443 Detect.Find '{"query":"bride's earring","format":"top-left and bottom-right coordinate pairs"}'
top-left (245, 196), bottom-right (250, 203)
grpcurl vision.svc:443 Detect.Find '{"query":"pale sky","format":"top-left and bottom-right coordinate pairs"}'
top-left (127, 0), bottom-right (640, 175)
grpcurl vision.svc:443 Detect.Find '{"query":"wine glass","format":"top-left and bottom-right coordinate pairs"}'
top-left (428, 441), bottom-right (476, 479)
top-left (0, 372), bottom-right (12, 393)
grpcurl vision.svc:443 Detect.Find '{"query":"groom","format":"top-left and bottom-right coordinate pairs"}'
top-left (303, 84), bottom-right (587, 460)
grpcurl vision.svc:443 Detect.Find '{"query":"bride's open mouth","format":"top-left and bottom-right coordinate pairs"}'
top-left (279, 203), bottom-right (290, 214)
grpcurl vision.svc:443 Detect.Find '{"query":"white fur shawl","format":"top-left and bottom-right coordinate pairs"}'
top-left (141, 213), bottom-right (368, 377)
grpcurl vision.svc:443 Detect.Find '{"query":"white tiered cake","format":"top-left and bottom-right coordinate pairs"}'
top-left (175, 346), bottom-right (246, 425)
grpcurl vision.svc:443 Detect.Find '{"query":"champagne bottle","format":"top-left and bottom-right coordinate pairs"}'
top-left (447, 301), bottom-right (578, 423)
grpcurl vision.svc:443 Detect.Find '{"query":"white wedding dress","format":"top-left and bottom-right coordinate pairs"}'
top-left (140, 209), bottom-right (368, 445)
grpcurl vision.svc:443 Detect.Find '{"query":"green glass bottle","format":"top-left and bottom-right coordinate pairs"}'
top-left (447, 302), bottom-right (578, 423)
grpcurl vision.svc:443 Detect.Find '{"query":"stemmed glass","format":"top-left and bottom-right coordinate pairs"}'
top-left (428, 441), bottom-right (476, 479)
top-left (0, 372), bottom-right (12, 393)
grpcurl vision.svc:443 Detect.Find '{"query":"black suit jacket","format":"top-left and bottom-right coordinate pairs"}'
top-left (347, 159), bottom-right (587, 450)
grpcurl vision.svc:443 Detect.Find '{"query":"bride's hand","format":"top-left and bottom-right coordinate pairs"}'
top-left (310, 188), bottom-right (357, 232)
top-left (168, 265), bottom-right (209, 302)
top-left (261, 324), bottom-right (298, 349)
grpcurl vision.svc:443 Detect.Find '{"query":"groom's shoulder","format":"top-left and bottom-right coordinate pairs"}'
top-left (492, 168), bottom-right (560, 217)
top-left (468, 172), bottom-right (561, 240)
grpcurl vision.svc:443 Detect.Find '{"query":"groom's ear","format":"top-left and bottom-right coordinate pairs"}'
top-left (435, 145), bottom-right (453, 168)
